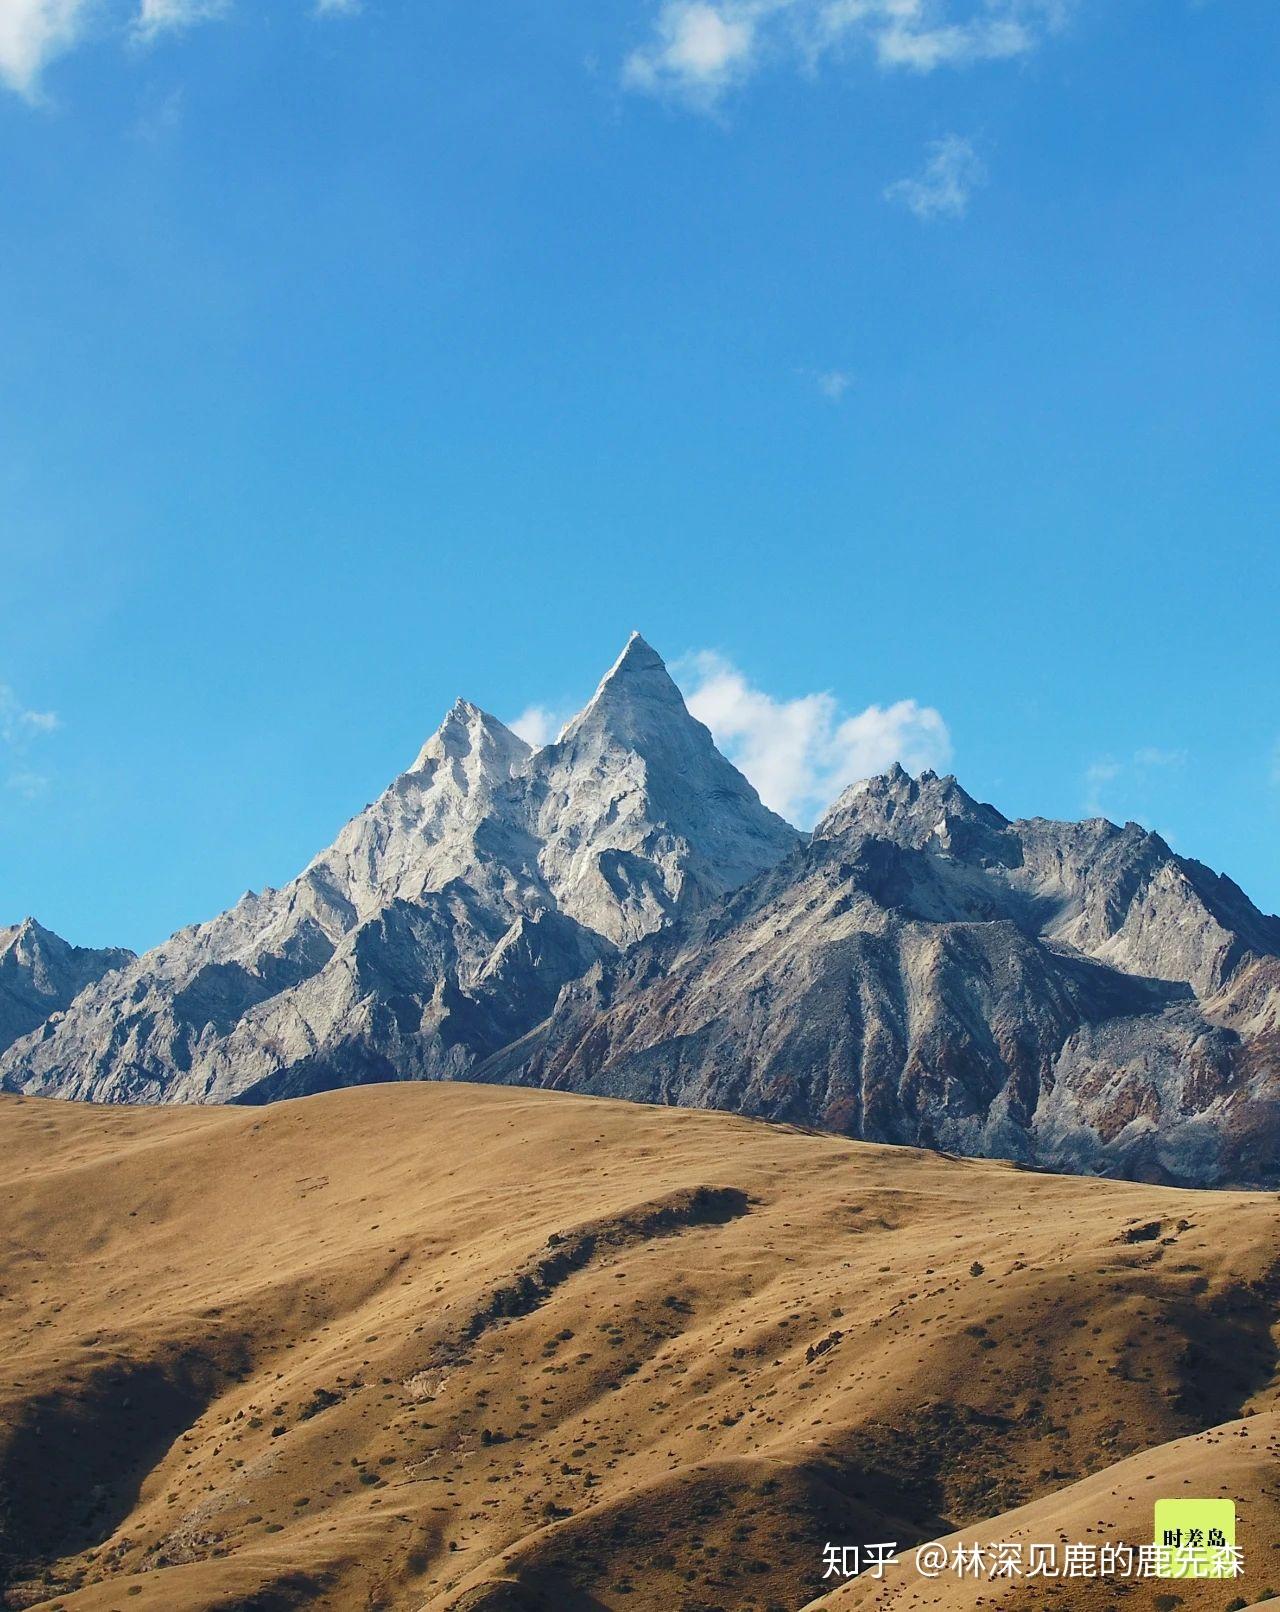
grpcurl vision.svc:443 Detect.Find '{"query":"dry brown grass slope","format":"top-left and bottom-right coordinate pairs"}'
top-left (805, 1414), bottom-right (1280, 1612)
top-left (1, 1083), bottom-right (1277, 1612)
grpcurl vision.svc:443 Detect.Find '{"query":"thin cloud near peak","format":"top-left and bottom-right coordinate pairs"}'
top-left (508, 704), bottom-right (574, 749)
top-left (504, 652), bottom-right (952, 825)
top-left (675, 649), bottom-right (952, 826)
top-left (1083, 744), bottom-right (1187, 820)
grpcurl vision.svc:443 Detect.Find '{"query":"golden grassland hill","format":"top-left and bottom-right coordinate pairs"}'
top-left (0, 1083), bottom-right (1277, 1612)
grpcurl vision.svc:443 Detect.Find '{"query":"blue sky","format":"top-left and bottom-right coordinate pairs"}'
top-left (1, 0), bottom-right (1277, 953)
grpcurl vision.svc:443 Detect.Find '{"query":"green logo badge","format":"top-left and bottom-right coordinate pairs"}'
top-left (1153, 1499), bottom-right (1239, 1579)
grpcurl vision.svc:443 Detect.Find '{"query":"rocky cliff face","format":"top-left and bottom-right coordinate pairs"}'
top-left (0, 920), bottom-right (133, 1055)
top-left (0, 635), bottom-right (796, 1104)
top-left (479, 766), bottom-right (1280, 1187)
top-left (4, 649), bottom-right (1277, 1188)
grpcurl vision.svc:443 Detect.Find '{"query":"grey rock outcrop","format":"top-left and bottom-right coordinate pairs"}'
top-left (0, 635), bottom-right (795, 1104)
top-left (480, 766), bottom-right (1280, 1187)
top-left (4, 646), bottom-right (1277, 1188)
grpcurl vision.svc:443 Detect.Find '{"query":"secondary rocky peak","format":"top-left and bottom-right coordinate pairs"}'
top-left (1, 916), bottom-right (43, 955)
top-left (0, 635), bottom-right (799, 1100)
top-left (816, 764), bottom-right (1007, 850)
top-left (0, 918), bottom-right (133, 1057)
top-left (411, 698), bottom-right (530, 775)
top-left (3, 915), bottom-right (112, 965)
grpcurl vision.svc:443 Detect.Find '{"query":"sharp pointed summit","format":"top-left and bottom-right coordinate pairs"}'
top-left (1, 637), bottom-right (797, 1101)
top-left (598, 630), bottom-right (675, 695)
top-left (609, 628), bottom-right (666, 675)
top-left (558, 631), bottom-right (691, 752)
top-left (539, 633), bottom-right (798, 945)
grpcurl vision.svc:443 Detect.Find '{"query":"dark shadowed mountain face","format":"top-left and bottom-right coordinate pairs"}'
top-left (3, 648), bottom-right (1278, 1188)
top-left (0, 919), bottom-right (133, 1055)
top-left (477, 767), bottom-right (1280, 1188)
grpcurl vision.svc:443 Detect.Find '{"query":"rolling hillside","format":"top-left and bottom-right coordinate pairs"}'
top-left (2, 1083), bottom-right (1277, 1611)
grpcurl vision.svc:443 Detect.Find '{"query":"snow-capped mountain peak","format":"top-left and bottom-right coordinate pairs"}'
top-left (1, 636), bottom-right (795, 1103)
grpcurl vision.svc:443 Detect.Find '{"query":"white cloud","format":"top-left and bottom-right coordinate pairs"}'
top-left (1082, 758), bottom-right (1120, 817)
top-left (3, 0), bottom-right (1068, 107)
top-left (134, 0), bottom-right (228, 42)
top-left (0, 0), bottom-right (377, 102)
top-left (6, 769), bottom-right (49, 798)
top-left (508, 704), bottom-right (572, 748)
top-left (1084, 745), bottom-right (1186, 818)
top-left (815, 368), bottom-right (852, 401)
top-left (0, 685), bottom-right (59, 743)
top-left (885, 132), bottom-right (986, 219)
top-left (0, 683), bottom-right (59, 798)
top-left (0, 0), bottom-right (92, 99)
top-left (676, 649), bottom-right (951, 825)
top-left (625, 0), bottom-right (1072, 107)
top-left (1, 0), bottom-right (363, 102)
top-left (1132, 745), bottom-right (1187, 769)
top-left (875, 14), bottom-right (1032, 71)
top-left (624, 1), bottom-right (757, 103)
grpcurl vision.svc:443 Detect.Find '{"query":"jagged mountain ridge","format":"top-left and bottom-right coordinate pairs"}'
top-left (3, 641), bottom-right (1278, 1187)
top-left (479, 766), bottom-right (1280, 1186)
top-left (0, 635), bottom-right (796, 1104)
top-left (0, 920), bottom-right (133, 1056)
